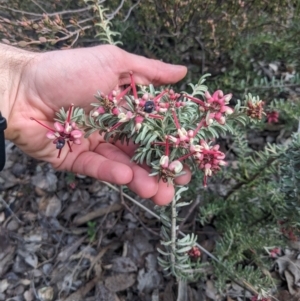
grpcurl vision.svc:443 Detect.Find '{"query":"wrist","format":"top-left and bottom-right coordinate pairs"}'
top-left (0, 43), bottom-right (36, 140)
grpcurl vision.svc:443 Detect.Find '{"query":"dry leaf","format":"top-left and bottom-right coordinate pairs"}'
top-left (105, 273), bottom-right (136, 292)
top-left (111, 257), bottom-right (137, 273)
top-left (96, 283), bottom-right (118, 301)
top-left (38, 287), bottom-right (54, 301)
top-left (0, 279), bottom-right (9, 293)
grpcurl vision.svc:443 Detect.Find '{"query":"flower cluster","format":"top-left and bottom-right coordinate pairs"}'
top-left (246, 99), bottom-right (265, 120)
top-left (31, 104), bottom-right (83, 158)
top-left (31, 73), bottom-right (239, 187)
top-left (185, 89), bottom-right (233, 126)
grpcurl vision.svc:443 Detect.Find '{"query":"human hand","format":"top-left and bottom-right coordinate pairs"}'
top-left (5, 44), bottom-right (191, 204)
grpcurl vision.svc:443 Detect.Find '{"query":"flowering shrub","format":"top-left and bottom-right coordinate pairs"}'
top-left (31, 72), bottom-right (265, 284)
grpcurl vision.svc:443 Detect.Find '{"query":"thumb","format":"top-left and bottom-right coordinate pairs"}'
top-left (123, 51), bottom-right (187, 86)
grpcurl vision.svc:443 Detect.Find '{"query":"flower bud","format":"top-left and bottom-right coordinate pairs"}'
top-left (112, 107), bottom-right (120, 115)
top-left (135, 116), bottom-right (144, 124)
top-left (178, 128), bottom-right (188, 141)
top-left (204, 163), bottom-right (212, 176)
top-left (92, 106), bottom-right (105, 117)
top-left (218, 116), bottom-right (226, 125)
top-left (135, 123), bottom-right (142, 132)
top-left (142, 93), bottom-right (149, 100)
top-left (118, 111), bottom-right (133, 122)
top-left (92, 111), bottom-right (99, 117)
top-left (190, 144), bottom-right (202, 152)
top-left (160, 155), bottom-right (169, 168)
top-left (168, 135), bottom-right (178, 143)
top-left (168, 160), bottom-right (183, 173)
top-left (187, 130), bottom-right (194, 138)
top-left (159, 108), bottom-right (168, 113)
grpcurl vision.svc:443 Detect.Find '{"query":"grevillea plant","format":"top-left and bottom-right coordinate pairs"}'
top-left (31, 73), bottom-right (264, 282)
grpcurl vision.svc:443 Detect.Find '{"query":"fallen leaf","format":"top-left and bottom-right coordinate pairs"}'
top-left (0, 279), bottom-right (9, 293)
top-left (96, 283), bottom-right (118, 301)
top-left (111, 257), bottom-right (137, 273)
top-left (105, 273), bottom-right (136, 292)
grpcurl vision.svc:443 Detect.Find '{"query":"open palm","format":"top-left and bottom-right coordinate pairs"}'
top-left (7, 45), bottom-right (190, 204)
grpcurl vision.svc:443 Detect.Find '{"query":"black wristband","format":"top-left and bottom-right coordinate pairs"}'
top-left (0, 112), bottom-right (7, 171)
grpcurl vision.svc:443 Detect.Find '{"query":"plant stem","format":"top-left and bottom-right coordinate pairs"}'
top-left (171, 193), bottom-right (177, 273)
top-left (177, 279), bottom-right (187, 301)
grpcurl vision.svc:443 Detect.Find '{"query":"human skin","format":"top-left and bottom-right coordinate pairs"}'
top-left (0, 43), bottom-right (191, 205)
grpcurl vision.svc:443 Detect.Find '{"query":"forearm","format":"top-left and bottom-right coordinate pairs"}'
top-left (0, 43), bottom-right (36, 138)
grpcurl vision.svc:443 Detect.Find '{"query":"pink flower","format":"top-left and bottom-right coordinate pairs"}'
top-left (92, 106), bottom-right (105, 117)
top-left (31, 104), bottom-right (83, 158)
top-left (187, 246), bottom-right (201, 259)
top-left (266, 111), bottom-right (279, 123)
top-left (269, 247), bottom-right (281, 258)
top-left (195, 141), bottom-right (226, 187)
top-left (159, 155), bottom-right (169, 168)
top-left (185, 90), bottom-right (233, 125)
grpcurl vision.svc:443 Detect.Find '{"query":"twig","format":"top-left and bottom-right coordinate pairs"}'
top-left (0, 4), bottom-right (94, 17)
top-left (13, 25), bottom-right (92, 47)
top-left (103, 182), bottom-right (161, 220)
top-left (73, 203), bottom-right (122, 225)
top-left (119, 186), bottom-right (160, 237)
top-left (123, 0), bottom-right (141, 22)
top-left (0, 196), bottom-right (24, 224)
top-left (106, 0), bottom-right (125, 21)
top-left (171, 195), bottom-right (177, 272)
top-left (177, 279), bottom-right (187, 301)
top-left (30, 0), bottom-right (47, 14)
top-left (63, 277), bottom-right (98, 301)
